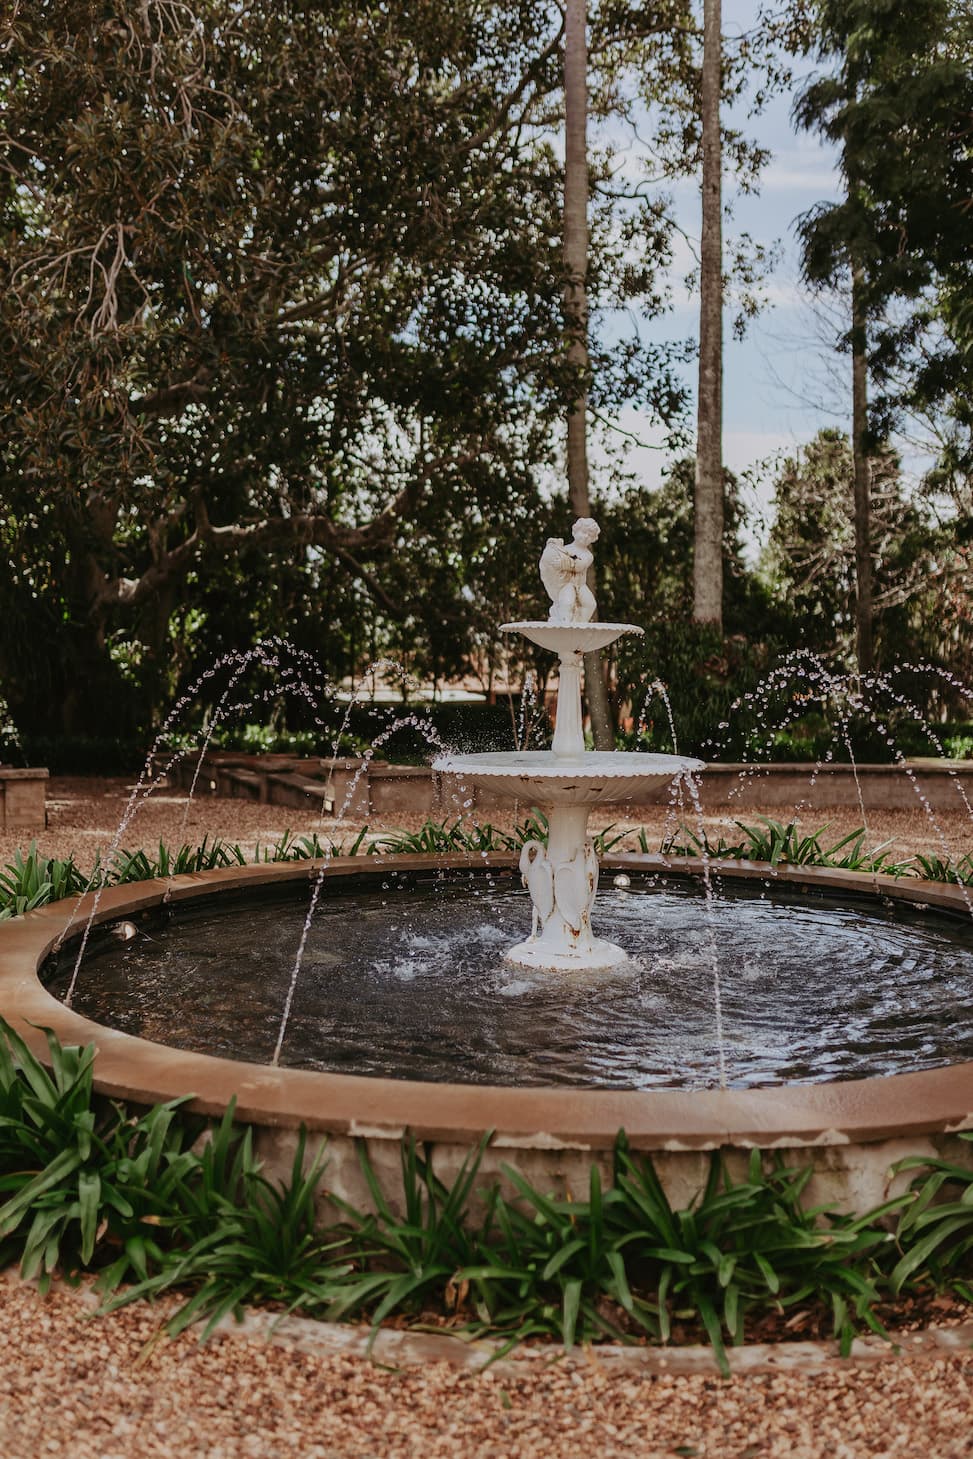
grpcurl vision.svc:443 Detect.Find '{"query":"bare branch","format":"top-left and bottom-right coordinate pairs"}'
top-left (462, 17), bottom-right (565, 154)
top-left (132, 369), bottom-right (214, 417)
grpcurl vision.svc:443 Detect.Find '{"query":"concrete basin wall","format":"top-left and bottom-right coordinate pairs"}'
top-left (2, 856), bottom-right (972, 1220)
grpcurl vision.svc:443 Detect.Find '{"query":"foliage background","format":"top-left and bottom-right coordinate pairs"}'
top-left (1, 0), bottom-right (971, 762)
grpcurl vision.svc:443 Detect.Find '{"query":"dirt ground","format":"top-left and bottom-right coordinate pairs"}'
top-left (2, 1278), bottom-right (973, 1459)
top-left (3, 775), bottom-right (973, 872)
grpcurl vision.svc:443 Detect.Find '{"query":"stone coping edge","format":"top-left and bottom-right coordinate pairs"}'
top-left (9, 1272), bottom-right (971, 1379)
top-left (214, 1309), bottom-right (973, 1379)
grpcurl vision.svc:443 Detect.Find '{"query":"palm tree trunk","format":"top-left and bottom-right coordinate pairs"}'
top-left (693, 0), bottom-right (724, 629)
top-left (564, 0), bottom-right (613, 748)
top-left (851, 263), bottom-right (874, 674)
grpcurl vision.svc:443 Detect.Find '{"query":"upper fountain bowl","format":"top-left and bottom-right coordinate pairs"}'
top-left (501, 621), bottom-right (643, 656)
top-left (434, 748), bottom-right (703, 805)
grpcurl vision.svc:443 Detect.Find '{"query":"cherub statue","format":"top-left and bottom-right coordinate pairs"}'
top-left (539, 517), bottom-right (600, 624)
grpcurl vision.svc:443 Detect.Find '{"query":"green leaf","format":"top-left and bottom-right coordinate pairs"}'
top-left (78, 1170), bottom-right (100, 1263)
top-left (0, 1147), bottom-right (82, 1235)
top-left (561, 1278), bottom-right (582, 1347)
top-left (753, 1252), bottom-right (779, 1294)
top-left (891, 1214), bottom-right (973, 1292)
top-left (542, 1238), bottom-right (586, 1282)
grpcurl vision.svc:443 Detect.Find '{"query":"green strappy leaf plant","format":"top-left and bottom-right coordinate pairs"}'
top-left (100, 1121), bottom-right (351, 1337)
top-left (0, 844), bottom-right (91, 920)
top-left (322, 1136), bottom-right (490, 1331)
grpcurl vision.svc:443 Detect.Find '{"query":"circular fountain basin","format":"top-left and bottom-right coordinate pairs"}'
top-left (433, 750), bottom-right (703, 804)
top-left (3, 856), bottom-right (973, 1218)
top-left (40, 869), bottom-right (973, 1088)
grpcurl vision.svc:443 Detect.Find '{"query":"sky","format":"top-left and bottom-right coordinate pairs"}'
top-left (597, 2), bottom-right (848, 546)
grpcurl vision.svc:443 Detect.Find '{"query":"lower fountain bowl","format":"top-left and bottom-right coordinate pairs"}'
top-left (4, 854), bottom-right (973, 1220)
top-left (432, 749), bottom-right (704, 806)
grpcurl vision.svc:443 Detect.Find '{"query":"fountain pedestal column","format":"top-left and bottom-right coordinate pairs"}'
top-left (551, 651), bottom-right (585, 761)
top-left (506, 801), bottom-right (630, 970)
top-left (435, 617), bottom-right (701, 972)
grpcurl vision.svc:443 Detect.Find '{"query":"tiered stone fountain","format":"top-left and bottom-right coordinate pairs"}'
top-left (435, 517), bottom-right (701, 970)
top-left (5, 512), bottom-right (973, 1229)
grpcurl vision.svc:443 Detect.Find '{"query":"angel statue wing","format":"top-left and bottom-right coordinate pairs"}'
top-left (539, 538), bottom-right (567, 616)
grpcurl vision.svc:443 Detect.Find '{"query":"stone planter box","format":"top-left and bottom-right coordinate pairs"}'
top-left (0, 768), bottom-right (48, 832)
top-left (699, 760), bottom-right (973, 815)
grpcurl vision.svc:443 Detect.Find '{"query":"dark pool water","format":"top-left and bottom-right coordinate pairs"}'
top-left (44, 870), bottom-right (973, 1090)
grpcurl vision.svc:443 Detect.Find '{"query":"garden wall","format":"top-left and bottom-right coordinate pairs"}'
top-left (152, 752), bottom-right (973, 818)
top-left (0, 768), bottom-right (48, 831)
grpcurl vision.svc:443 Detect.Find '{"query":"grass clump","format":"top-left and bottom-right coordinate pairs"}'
top-left (0, 814), bottom-right (969, 923)
top-left (0, 817), bottom-right (629, 920)
top-left (656, 816), bottom-right (915, 876)
top-left (369, 812), bottom-right (625, 857)
top-left (0, 845), bottom-right (90, 920)
top-left (0, 1019), bottom-right (197, 1289)
top-left (914, 851), bottom-right (973, 887)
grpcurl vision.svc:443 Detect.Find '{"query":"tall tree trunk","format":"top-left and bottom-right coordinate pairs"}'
top-left (851, 263), bottom-right (874, 674)
top-left (693, 0), bottom-right (724, 629)
top-left (564, 0), bottom-right (614, 748)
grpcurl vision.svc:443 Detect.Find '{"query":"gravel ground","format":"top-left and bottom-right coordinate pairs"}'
top-left (4, 776), bottom-right (973, 870)
top-left (3, 778), bottom-right (973, 1457)
top-left (2, 1279), bottom-right (973, 1459)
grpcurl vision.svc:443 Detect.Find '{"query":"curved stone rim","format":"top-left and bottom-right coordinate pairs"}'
top-left (500, 619), bottom-right (645, 635)
top-left (214, 1300), bottom-right (973, 1378)
top-left (500, 620), bottom-right (645, 632)
top-left (2, 854), bottom-right (972, 1151)
top-left (23, 1270), bottom-right (973, 1377)
top-left (433, 750), bottom-right (704, 777)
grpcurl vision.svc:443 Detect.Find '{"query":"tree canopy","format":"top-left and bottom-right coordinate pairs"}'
top-left (795, 0), bottom-right (973, 441)
top-left (1, 0), bottom-right (971, 756)
top-left (0, 0), bottom-right (688, 735)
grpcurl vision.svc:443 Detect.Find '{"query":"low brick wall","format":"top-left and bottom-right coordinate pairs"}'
top-left (151, 751), bottom-right (973, 820)
top-left (0, 768), bottom-right (48, 831)
top-left (692, 760), bottom-right (973, 815)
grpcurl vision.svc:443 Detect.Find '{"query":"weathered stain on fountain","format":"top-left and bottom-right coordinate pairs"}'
top-left (435, 519), bottom-right (702, 970)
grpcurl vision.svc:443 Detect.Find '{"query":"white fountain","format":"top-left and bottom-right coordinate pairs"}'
top-left (435, 517), bottom-right (703, 970)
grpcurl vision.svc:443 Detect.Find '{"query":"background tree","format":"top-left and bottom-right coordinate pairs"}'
top-left (0, 0), bottom-right (687, 741)
top-left (594, 458), bottom-right (780, 751)
top-left (607, 0), bottom-right (805, 634)
top-left (849, 262), bottom-right (874, 673)
top-left (795, 0), bottom-right (973, 671)
top-left (564, 0), bottom-right (614, 748)
top-left (762, 429), bottom-right (936, 666)
top-left (694, 0), bottom-right (724, 630)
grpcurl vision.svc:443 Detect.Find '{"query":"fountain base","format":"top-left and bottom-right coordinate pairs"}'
top-left (503, 935), bottom-right (631, 973)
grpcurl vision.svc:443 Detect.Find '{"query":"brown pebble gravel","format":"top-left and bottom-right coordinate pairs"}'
top-left (1, 1279), bottom-right (973, 1459)
top-left (3, 776), bottom-right (972, 870)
